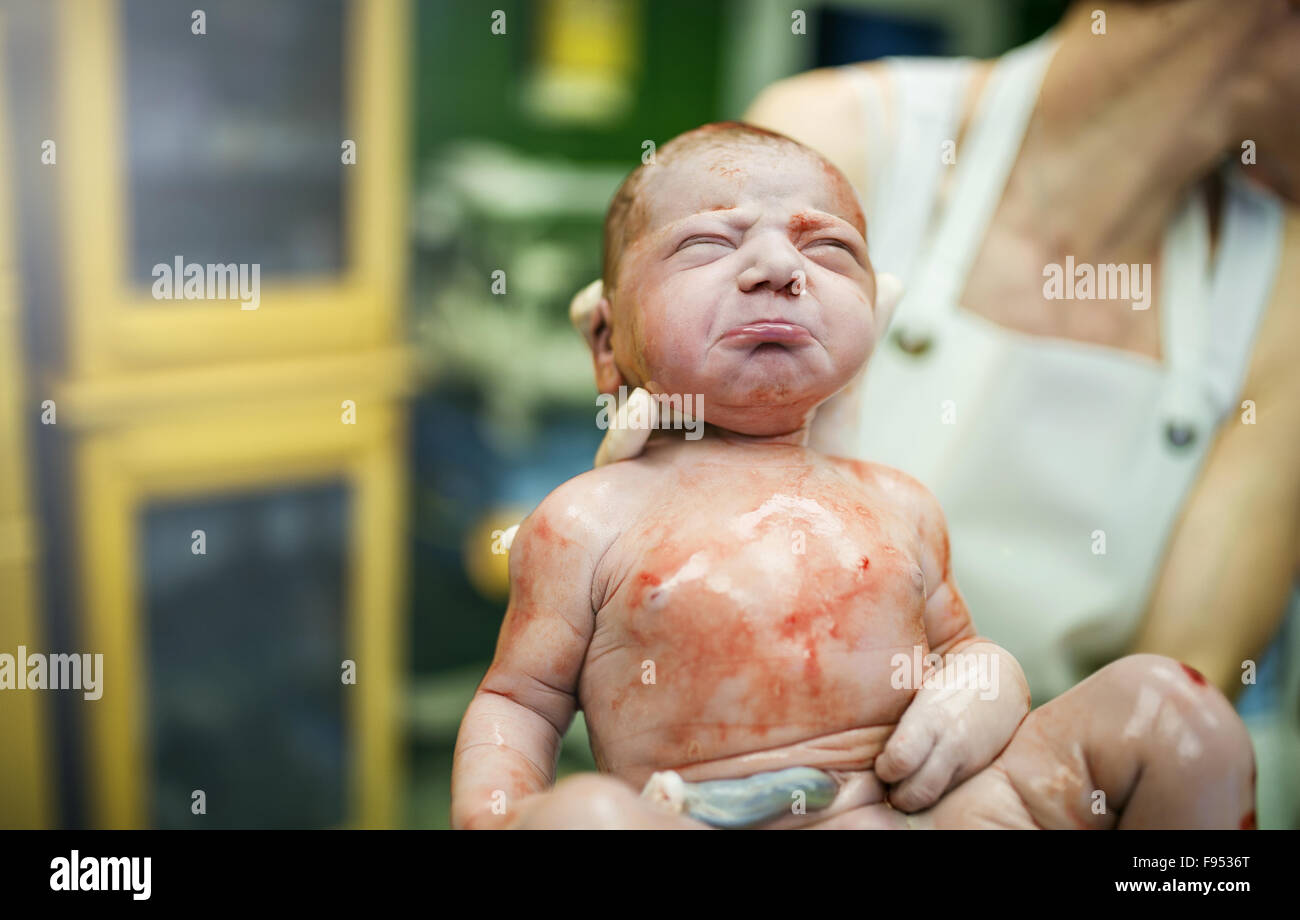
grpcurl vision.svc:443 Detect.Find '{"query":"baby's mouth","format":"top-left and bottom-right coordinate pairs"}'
top-left (721, 321), bottom-right (814, 345)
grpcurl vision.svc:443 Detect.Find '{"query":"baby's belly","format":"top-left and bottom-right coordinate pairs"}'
top-left (579, 551), bottom-right (928, 791)
top-left (582, 623), bottom-right (924, 788)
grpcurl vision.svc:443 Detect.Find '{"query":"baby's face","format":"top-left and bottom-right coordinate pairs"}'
top-left (609, 146), bottom-right (877, 437)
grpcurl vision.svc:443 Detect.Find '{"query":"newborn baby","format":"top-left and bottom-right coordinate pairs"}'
top-left (451, 122), bottom-right (1256, 830)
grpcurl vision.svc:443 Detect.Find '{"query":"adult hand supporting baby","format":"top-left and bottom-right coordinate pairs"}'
top-left (874, 639), bottom-right (1030, 813)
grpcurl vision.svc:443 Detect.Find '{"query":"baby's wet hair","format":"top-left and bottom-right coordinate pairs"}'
top-left (601, 121), bottom-right (863, 296)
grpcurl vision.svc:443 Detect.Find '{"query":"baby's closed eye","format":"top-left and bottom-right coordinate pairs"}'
top-left (678, 235), bottom-right (733, 250)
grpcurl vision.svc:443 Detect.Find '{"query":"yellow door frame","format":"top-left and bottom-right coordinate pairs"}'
top-left (76, 399), bottom-right (407, 828)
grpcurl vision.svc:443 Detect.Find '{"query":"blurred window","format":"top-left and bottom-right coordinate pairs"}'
top-left (140, 481), bottom-right (349, 828)
top-left (122, 0), bottom-right (346, 286)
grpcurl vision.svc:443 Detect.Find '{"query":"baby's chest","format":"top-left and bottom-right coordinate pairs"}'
top-left (598, 477), bottom-right (929, 656)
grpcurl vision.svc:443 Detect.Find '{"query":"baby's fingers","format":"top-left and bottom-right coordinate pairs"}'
top-left (874, 715), bottom-right (937, 784)
top-left (886, 750), bottom-right (959, 813)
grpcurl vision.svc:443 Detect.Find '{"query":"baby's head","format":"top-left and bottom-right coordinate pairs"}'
top-left (588, 121), bottom-right (880, 438)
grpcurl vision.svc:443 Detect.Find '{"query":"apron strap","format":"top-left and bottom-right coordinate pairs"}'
top-left (869, 56), bottom-right (973, 283)
top-left (897, 32), bottom-right (1059, 342)
top-left (1158, 161), bottom-right (1286, 443)
top-left (1156, 184), bottom-right (1212, 440)
top-left (838, 64), bottom-right (891, 236)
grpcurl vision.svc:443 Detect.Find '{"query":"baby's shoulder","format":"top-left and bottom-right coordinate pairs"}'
top-left (827, 456), bottom-right (945, 523)
top-left (828, 455), bottom-right (922, 493)
top-left (514, 460), bottom-right (660, 564)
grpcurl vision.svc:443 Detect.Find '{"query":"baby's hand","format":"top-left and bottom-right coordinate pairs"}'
top-left (874, 642), bottom-right (1030, 812)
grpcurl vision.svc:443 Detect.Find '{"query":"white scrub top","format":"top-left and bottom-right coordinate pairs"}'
top-left (834, 32), bottom-right (1298, 823)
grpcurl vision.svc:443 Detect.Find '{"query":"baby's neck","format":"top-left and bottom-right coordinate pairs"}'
top-left (647, 421), bottom-right (813, 452)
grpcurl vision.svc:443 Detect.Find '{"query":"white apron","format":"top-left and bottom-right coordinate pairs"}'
top-left (837, 33), bottom-right (1297, 824)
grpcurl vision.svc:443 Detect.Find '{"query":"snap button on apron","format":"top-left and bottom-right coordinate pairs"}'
top-left (1164, 421), bottom-right (1197, 449)
top-left (893, 327), bottom-right (934, 356)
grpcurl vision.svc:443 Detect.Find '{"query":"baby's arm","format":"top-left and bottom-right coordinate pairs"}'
top-left (872, 469), bottom-right (1031, 812)
top-left (450, 483), bottom-right (600, 830)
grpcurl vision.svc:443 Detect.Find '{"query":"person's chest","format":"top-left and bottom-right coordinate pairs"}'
top-left (959, 219), bottom-right (1166, 359)
top-left (920, 59), bottom-right (1175, 362)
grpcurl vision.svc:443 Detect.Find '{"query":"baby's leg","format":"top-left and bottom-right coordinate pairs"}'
top-left (915, 654), bottom-right (1257, 829)
top-left (506, 773), bottom-right (715, 829)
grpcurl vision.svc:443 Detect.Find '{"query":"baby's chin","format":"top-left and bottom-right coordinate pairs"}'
top-left (637, 342), bottom-right (867, 435)
top-left (689, 378), bottom-right (842, 437)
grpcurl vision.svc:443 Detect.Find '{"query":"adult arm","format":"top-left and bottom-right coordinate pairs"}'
top-left (1130, 209), bottom-right (1300, 700)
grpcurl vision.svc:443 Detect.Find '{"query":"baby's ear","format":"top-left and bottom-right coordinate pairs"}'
top-left (873, 272), bottom-right (904, 333)
top-left (589, 295), bottom-right (626, 395)
top-left (569, 278), bottom-right (626, 393)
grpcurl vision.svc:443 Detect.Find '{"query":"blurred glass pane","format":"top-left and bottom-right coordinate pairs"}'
top-left (122, 0), bottom-right (346, 287)
top-left (814, 7), bottom-right (946, 66)
top-left (140, 481), bottom-right (350, 828)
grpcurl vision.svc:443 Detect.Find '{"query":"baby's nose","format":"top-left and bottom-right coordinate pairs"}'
top-left (736, 236), bottom-right (804, 295)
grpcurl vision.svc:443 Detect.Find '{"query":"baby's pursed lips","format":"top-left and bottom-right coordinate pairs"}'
top-left (721, 320), bottom-right (814, 344)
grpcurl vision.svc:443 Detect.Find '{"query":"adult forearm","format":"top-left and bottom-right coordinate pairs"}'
top-left (1131, 584), bottom-right (1293, 702)
top-left (1130, 458), bottom-right (1299, 701)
